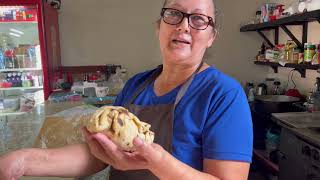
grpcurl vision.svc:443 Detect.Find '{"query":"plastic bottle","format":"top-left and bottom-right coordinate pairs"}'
top-left (4, 49), bottom-right (14, 69)
top-left (318, 43), bottom-right (320, 64)
top-left (22, 75), bottom-right (27, 87)
top-left (32, 75), bottom-right (39, 87)
top-left (0, 48), bottom-right (4, 69)
top-left (38, 75), bottom-right (43, 86)
top-left (248, 87), bottom-right (255, 102)
top-left (108, 67), bottom-right (124, 95)
top-left (272, 81), bottom-right (281, 95)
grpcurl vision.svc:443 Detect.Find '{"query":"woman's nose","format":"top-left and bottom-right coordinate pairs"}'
top-left (176, 17), bottom-right (190, 33)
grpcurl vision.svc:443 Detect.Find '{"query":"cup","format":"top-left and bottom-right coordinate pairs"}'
top-left (95, 87), bottom-right (109, 97)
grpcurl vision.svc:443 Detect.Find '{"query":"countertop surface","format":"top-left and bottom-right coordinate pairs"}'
top-left (0, 101), bottom-right (109, 180)
top-left (0, 101), bottom-right (84, 155)
top-left (272, 111), bottom-right (320, 148)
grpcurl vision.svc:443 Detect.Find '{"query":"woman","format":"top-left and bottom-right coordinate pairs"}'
top-left (0, 0), bottom-right (252, 179)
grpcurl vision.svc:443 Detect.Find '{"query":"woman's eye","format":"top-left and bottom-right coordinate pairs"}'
top-left (167, 10), bottom-right (181, 17)
top-left (192, 15), bottom-right (205, 22)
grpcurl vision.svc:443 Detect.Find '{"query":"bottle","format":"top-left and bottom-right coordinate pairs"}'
top-left (248, 87), bottom-right (255, 102)
top-left (315, 77), bottom-right (320, 92)
top-left (38, 75), bottom-right (43, 86)
top-left (318, 43), bottom-right (320, 64)
top-left (306, 90), bottom-right (315, 112)
top-left (0, 48), bottom-right (4, 69)
top-left (17, 72), bottom-right (22, 87)
top-left (108, 67), bottom-right (124, 95)
top-left (22, 74), bottom-right (28, 87)
top-left (32, 75), bottom-right (39, 87)
top-left (12, 72), bottom-right (17, 87)
top-left (4, 49), bottom-right (14, 69)
top-left (26, 72), bottom-right (32, 87)
top-left (272, 81), bottom-right (281, 95)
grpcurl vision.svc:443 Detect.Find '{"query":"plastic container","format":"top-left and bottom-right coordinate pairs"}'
top-left (15, 54), bottom-right (27, 68)
top-left (0, 97), bottom-right (20, 113)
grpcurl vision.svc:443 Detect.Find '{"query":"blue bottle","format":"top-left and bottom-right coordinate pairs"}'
top-left (0, 48), bottom-right (4, 69)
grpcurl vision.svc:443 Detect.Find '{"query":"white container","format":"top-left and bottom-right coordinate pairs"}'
top-left (0, 97), bottom-right (20, 113)
top-left (95, 87), bottom-right (109, 97)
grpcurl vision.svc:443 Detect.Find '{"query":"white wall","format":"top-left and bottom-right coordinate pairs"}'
top-left (59, 0), bottom-right (163, 76)
top-left (210, 0), bottom-right (268, 85)
top-left (58, 0), bottom-right (267, 85)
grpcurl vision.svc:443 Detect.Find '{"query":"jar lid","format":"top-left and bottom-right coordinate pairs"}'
top-left (305, 44), bottom-right (316, 49)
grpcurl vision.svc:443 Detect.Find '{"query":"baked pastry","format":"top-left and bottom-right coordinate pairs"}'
top-left (86, 106), bottom-right (154, 151)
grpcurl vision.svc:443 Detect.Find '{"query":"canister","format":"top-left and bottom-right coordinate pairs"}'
top-left (304, 43), bottom-right (316, 64)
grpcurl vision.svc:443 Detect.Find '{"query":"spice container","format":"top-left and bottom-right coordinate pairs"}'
top-left (298, 52), bottom-right (304, 64)
top-left (304, 43), bottom-right (316, 64)
top-left (292, 49), bottom-right (300, 64)
top-left (285, 40), bottom-right (297, 62)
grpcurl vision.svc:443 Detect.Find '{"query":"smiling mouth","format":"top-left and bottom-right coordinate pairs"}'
top-left (172, 39), bottom-right (191, 45)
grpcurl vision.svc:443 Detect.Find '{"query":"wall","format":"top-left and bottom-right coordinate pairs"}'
top-left (58, 0), bottom-right (267, 84)
top-left (209, 0), bottom-right (269, 85)
top-left (59, 0), bottom-right (163, 76)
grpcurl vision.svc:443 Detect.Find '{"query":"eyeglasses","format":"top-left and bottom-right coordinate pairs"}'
top-left (160, 8), bottom-right (215, 30)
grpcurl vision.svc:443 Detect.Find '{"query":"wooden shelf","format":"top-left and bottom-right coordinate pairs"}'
top-left (0, 68), bottom-right (42, 72)
top-left (253, 149), bottom-right (279, 174)
top-left (240, 10), bottom-right (320, 32)
top-left (254, 61), bottom-right (320, 78)
top-left (0, 86), bottom-right (43, 90)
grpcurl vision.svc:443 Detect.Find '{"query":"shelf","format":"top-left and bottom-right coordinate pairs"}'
top-left (254, 61), bottom-right (320, 78)
top-left (0, 111), bottom-right (27, 117)
top-left (253, 149), bottom-right (279, 174)
top-left (0, 86), bottom-right (43, 90)
top-left (0, 21), bottom-right (37, 24)
top-left (240, 10), bottom-right (320, 51)
top-left (0, 68), bottom-right (42, 72)
top-left (240, 10), bottom-right (320, 32)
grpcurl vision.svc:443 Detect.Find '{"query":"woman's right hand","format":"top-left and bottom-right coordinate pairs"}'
top-left (0, 151), bottom-right (25, 180)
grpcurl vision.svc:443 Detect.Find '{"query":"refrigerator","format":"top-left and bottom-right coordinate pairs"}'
top-left (0, 0), bottom-right (61, 117)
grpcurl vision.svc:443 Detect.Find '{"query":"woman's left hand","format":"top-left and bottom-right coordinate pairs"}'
top-left (82, 127), bottom-right (165, 171)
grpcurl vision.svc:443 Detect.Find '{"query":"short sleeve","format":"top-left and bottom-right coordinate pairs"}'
top-left (112, 89), bottom-right (125, 106)
top-left (112, 78), bottom-right (133, 106)
top-left (112, 69), bottom-right (154, 106)
top-left (202, 87), bottom-right (253, 162)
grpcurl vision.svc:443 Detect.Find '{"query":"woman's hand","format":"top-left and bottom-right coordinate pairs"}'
top-left (82, 127), bottom-right (165, 171)
top-left (0, 151), bottom-right (25, 180)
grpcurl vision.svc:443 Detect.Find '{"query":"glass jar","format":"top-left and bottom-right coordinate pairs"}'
top-left (304, 43), bottom-right (316, 64)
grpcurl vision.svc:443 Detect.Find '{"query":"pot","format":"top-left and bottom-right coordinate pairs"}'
top-left (253, 95), bottom-right (301, 114)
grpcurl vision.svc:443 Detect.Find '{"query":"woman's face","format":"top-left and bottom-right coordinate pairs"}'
top-left (158, 0), bottom-right (216, 65)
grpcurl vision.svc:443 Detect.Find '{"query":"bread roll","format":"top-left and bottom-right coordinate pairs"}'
top-left (86, 106), bottom-right (154, 151)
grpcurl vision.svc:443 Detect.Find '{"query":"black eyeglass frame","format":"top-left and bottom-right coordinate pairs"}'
top-left (160, 8), bottom-right (215, 30)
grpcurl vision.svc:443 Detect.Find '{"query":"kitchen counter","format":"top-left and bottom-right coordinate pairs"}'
top-left (271, 111), bottom-right (320, 148)
top-left (0, 101), bottom-right (84, 155)
top-left (0, 101), bottom-right (109, 180)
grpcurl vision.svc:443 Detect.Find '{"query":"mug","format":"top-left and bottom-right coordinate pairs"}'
top-left (95, 87), bottom-right (109, 97)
